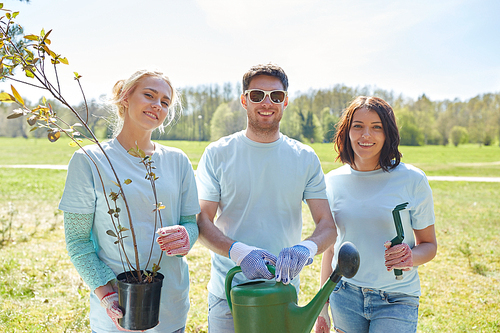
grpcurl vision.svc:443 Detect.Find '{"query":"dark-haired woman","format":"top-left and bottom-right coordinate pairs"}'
top-left (314, 96), bottom-right (437, 333)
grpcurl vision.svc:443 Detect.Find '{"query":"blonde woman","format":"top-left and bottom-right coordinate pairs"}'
top-left (59, 70), bottom-right (200, 333)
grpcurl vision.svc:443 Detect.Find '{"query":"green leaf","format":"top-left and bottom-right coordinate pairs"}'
top-left (24, 69), bottom-right (34, 78)
top-left (7, 109), bottom-right (25, 119)
top-left (24, 34), bottom-right (39, 41)
top-left (44, 29), bottom-right (52, 40)
top-left (27, 115), bottom-right (37, 126)
top-left (106, 230), bottom-right (117, 237)
top-left (10, 85), bottom-right (24, 105)
top-left (127, 147), bottom-right (142, 158)
top-left (0, 92), bottom-right (16, 103)
top-left (47, 130), bottom-right (60, 142)
top-left (59, 57), bottom-right (69, 65)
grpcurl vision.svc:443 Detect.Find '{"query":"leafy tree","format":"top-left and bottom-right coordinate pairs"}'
top-left (450, 126), bottom-right (469, 146)
top-left (209, 101), bottom-right (245, 141)
top-left (280, 104), bottom-right (302, 141)
top-left (395, 107), bottom-right (425, 146)
top-left (321, 107), bottom-right (338, 143)
top-left (297, 109), bottom-right (322, 143)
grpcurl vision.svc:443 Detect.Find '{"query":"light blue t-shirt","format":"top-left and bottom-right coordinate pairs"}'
top-left (196, 130), bottom-right (327, 299)
top-left (325, 163), bottom-right (435, 296)
top-left (59, 138), bottom-right (200, 333)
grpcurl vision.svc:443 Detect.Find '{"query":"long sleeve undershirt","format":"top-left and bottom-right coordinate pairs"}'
top-left (64, 212), bottom-right (198, 291)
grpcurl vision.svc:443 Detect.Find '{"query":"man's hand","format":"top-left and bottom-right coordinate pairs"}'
top-left (384, 242), bottom-right (413, 271)
top-left (275, 240), bottom-right (317, 284)
top-left (230, 242), bottom-right (277, 280)
top-left (156, 225), bottom-right (190, 256)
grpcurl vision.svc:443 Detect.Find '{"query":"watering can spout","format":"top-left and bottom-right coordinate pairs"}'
top-left (288, 241), bottom-right (360, 333)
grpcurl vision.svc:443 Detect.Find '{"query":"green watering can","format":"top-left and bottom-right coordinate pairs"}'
top-left (225, 242), bottom-right (360, 333)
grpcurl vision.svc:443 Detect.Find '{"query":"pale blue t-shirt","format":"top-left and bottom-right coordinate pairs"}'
top-left (59, 138), bottom-right (200, 333)
top-left (325, 163), bottom-right (435, 296)
top-left (196, 130), bottom-right (327, 299)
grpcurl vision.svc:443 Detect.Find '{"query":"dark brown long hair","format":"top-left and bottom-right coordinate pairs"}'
top-left (334, 96), bottom-right (401, 171)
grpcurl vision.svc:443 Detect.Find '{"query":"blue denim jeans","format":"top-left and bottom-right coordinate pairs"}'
top-left (208, 292), bottom-right (235, 333)
top-left (329, 280), bottom-right (419, 333)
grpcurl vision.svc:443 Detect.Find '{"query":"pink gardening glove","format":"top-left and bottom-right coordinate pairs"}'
top-left (384, 242), bottom-right (413, 271)
top-left (156, 225), bottom-right (190, 256)
top-left (314, 303), bottom-right (331, 333)
top-left (100, 292), bottom-right (145, 332)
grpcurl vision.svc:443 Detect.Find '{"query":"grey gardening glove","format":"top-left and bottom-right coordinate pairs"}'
top-left (275, 240), bottom-right (317, 284)
top-left (229, 242), bottom-right (277, 280)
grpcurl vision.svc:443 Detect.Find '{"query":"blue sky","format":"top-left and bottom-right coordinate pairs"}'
top-left (2, 0), bottom-right (499, 105)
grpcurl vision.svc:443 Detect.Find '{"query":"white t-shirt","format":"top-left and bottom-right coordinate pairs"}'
top-left (59, 138), bottom-right (200, 332)
top-left (196, 130), bottom-right (327, 299)
top-left (325, 163), bottom-right (435, 296)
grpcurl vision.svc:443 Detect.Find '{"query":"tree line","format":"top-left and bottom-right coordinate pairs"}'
top-left (1, 82), bottom-right (499, 147)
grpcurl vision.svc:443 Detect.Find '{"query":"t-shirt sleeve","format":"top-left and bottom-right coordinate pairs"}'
top-left (303, 153), bottom-right (327, 201)
top-left (196, 148), bottom-right (221, 202)
top-left (59, 150), bottom-right (97, 214)
top-left (409, 173), bottom-right (435, 230)
top-left (180, 156), bottom-right (201, 216)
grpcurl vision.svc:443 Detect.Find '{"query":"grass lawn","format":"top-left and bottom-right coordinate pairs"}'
top-left (0, 138), bottom-right (499, 332)
top-left (1, 137), bottom-right (499, 177)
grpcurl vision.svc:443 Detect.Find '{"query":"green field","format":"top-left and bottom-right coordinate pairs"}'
top-left (0, 137), bottom-right (499, 332)
top-left (1, 137), bottom-right (499, 177)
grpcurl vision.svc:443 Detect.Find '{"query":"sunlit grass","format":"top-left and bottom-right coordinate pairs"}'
top-left (1, 139), bottom-right (499, 332)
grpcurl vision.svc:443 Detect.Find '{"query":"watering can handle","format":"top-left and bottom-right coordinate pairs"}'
top-left (224, 264), bottom-right (275, 312)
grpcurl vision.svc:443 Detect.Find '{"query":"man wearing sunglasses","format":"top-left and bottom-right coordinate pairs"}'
top-left (196, 63), bottom-right (337, 332)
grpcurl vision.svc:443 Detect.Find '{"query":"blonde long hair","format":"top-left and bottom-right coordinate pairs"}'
top-left (109, 69), bottom-right (182, 137)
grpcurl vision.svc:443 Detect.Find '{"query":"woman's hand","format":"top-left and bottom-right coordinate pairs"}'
top-left (384, 242), bottom-right (413, 271)
top-left (101, 292), bottom-right (141, 332)
top-left (98, 287), bottom-right (145, 332)
top-left (314, 302), bottom-right (331, 332)
top-left (156, 225), bottom-right (190, 256)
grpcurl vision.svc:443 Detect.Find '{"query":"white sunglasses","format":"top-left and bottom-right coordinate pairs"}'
top-left (244, 89), bottom-right (288, 104)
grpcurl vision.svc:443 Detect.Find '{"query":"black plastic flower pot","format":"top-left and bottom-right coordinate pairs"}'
top-left (116, 271), bottom-right (164, 331)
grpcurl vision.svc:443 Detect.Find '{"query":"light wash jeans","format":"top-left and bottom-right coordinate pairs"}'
top-left (329, 280), bottom-right (419, 333)
top-left (207, 292), bottom-right (235, 333)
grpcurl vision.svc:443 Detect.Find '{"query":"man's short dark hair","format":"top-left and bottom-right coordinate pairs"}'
top-left (242, 63), bottom-right (289, 92)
